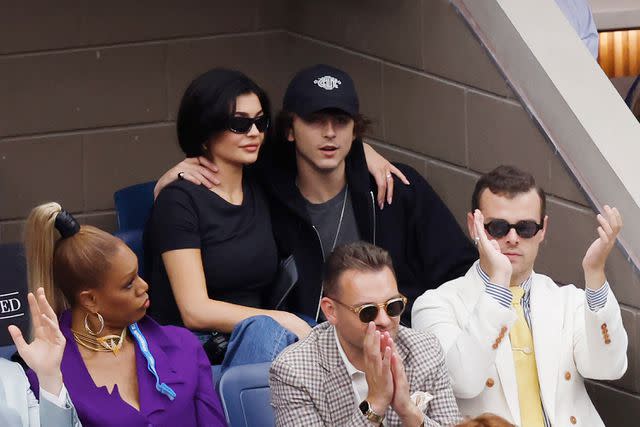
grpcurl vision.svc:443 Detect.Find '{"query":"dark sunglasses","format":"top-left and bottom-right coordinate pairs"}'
top-left (484, 219), bottom-right (543, 239)
top-left (227, 115), bottom-right (269, 134)
top-left (331, 295), bottom-right (407, 323)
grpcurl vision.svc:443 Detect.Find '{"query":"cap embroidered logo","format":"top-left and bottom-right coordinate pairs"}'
top-left (313, 75), bottom-right (342, 90)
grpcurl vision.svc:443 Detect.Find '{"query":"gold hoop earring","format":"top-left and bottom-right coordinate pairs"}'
top-left (84, 312), bottom-right (105, 336)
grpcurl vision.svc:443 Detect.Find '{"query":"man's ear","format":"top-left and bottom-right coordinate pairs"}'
top-left (466, 211), bottom-right (476, 241)
top-left (77, 289), bottom-right (98, 314)
top-left (539, 215), bottom-right (549, 242)
top-left (320, 297), bottom-right (338, 325)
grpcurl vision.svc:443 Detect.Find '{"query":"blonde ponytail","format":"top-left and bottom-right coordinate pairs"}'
top-left (24, 202), bottom-right (69, 315)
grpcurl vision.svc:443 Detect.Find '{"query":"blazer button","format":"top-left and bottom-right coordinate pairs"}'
top-left (492, 343), bottom-right (499, 350)
top-left (605, 339), bottom-right (612, 344)
top-left (601, 323), bottom-right (607, 330)
top-left (486, 378), bottom-right (495, 388)
top-left (501, 326), bottom-right (508, 334)
top-left (570, 415), bottom-right (577, 424)
top-left (565, 371), bottom-right (571, 380)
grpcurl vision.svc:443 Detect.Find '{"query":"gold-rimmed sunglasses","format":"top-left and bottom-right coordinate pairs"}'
top-left (330, 295), bottom-right (408, 323)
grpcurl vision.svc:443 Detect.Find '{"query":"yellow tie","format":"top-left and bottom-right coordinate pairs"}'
top-left (510, 286), bottom-right (545, 427)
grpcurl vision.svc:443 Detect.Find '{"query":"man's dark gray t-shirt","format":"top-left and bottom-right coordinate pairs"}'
top-left (304, 185), bottom-right (360, 260)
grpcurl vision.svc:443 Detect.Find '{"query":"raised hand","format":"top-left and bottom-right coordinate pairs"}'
top-left (473, 209), bottom-right (512, 287)
top-left (363, 322), bottom-right (394, 415)
top-left (8, 287), bottom-right (66, 395)
top-left (582, 205), bottom-right (622, 290)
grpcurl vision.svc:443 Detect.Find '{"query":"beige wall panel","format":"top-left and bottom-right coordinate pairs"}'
top-left (536, 198), bottom-right (595, 287)
top-left (608, 307), bottom-right (638, 393)
top-left (585, 381), bottom-right (640, 426)
top-left (83, 124), bottom-right (180, 211)
top-left (256, 0), bottom-right (288, 30)
top-left (287, 0), bottom-right (422, 69)
top-left (0, 45), bottom-right (167, 137)
top-left (467, 91), bottom-right (585, 204)
top-left (282, 36), bottom-right (384, 139)
top-left (425, 161), bottom-right (479, 233)
top-left (166, 34), bottom-right (281, 120)
top-left (604, 246), bottom-right (640, 308)
top-left (383, 65), bottom-right (465, 165)
top-left (422, 0), bottom-right (511, 97)
top-left (0, 1), bottom-right (85, 54)
top-left (547, 154), bottom-right (589, 206)
top-left (77, 211), bottom-right (118, 235)
top-left (366, 140), bottom-right (428, 179)
top-left (0, 221), bottom-right (25, 244)
top-left (0, 135), bottom-right (83, 220)
top-left (84, 1), bottom-right (259, 46)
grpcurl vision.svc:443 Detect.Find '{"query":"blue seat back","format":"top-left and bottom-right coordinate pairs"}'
top-left (0, 345), bottom-right (16, 360)
top-left (217, 362), bottom-right (275, 427)
top-left (115, 229), bottom-right (145, 279)
top-left (114, 181), bottom-right (156, 232)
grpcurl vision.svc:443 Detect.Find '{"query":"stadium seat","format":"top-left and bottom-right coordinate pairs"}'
top-left (0, 345), bottom-right (16, 360)
top-left (114, 229), bottom-right (146, 278)
top-left (114, 181), bottom-right (156, 232)
top-left (217, 362), bottom-right (274, 427)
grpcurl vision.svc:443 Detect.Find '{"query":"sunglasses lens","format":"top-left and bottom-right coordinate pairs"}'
top-left (358, 305), bottom-right (379, 323)
top-left (254, 116), bottom-right (270, 132)
top-left (485, 220), bottom-right (510, 238)
top-left (228, 117), bottom-right (252, 133)
top-left (515, 221), bottom-right (540, 238)
top-left (385, 299), bottom-right (406, 317)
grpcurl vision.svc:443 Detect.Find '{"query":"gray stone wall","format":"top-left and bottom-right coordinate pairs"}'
top-left (0, 1), bottom-right (638, 423)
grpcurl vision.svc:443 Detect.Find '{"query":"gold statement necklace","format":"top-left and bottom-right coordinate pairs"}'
top-left (72, 328), bottom-right (128, 356)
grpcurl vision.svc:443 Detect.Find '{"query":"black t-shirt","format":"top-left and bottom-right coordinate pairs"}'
top-left (146, 175), bottom-right (278, 327)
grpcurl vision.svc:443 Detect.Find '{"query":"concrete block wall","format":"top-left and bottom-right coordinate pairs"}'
top-left (280, 0), bottom-right (640, 424)
top-left (0, 0), bottom-right (288, 240)
top-left (1, 0), bottom-right (638, 423)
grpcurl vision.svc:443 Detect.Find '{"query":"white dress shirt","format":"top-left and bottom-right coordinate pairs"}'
top-left (334, 329), bottom-right (368, 404)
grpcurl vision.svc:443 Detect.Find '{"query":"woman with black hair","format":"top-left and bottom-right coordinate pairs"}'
top-left (146, 69), bottom-right (311, 368)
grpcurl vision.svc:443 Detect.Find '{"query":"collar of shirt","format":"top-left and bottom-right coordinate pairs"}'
top-left (333, 327), bottom-right (368, 402)
top-left (476, 262), bottom-right (533, 302)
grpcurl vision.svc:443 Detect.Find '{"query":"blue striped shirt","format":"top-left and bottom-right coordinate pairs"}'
top-left (477, 263), bottom-right (609, 426)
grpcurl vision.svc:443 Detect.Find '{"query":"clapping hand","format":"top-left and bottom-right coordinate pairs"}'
top-left (8, 287), bottom-right (65, 395)
top-left (582, 205), bottom-right (622, 290)
top-left (472, 209), bottom-right (512, 287)
top-left (363, 322), bottom-right (394, 415)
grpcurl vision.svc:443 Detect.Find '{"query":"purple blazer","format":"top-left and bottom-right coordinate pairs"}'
top-left (28, 311), bottom-right (226, 427)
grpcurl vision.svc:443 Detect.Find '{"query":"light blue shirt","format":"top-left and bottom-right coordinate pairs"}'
top-left (555, 0), bottom-right (599, 59)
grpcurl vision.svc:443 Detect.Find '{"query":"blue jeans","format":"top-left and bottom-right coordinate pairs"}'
top-left (195, 315), bottom-right (315, 376)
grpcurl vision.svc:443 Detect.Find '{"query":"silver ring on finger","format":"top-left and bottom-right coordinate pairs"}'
top-left (178, 171), bottom-right (185, 180)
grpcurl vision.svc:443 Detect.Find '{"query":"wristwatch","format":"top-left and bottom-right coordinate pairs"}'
top-left (359, 400), bottom-right (385, 424)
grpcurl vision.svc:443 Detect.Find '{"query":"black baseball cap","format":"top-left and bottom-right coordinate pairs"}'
top-left (283, 64), bottom-right (359, 118)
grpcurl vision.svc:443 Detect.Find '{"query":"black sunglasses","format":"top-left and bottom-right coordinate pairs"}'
top-left (227, 115), bottom-right (270, 134)
top-left (484, 219), bottom-right (543, 239)
top-left (331, 296), bottom-right (407, 323)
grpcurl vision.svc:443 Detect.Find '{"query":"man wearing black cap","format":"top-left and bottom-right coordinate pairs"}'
top-left (260, 64), bottom-right (477, 324)
top-left (155, 64), bottom-right (477, 325)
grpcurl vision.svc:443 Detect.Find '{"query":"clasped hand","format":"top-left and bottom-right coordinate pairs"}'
top-left (362, 322), bottom-right (422, 424)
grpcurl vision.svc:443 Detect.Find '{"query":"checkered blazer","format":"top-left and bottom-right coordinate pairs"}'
top-left (269, 322), bottom-right (461, 426)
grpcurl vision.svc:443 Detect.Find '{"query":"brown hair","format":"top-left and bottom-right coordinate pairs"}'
top-left (471, 165), bottom-right (546, 221)
top-left (322, 241), bottom-right (395, 297)
top-left (25, 202), bottom-right (122, 315)
top-left (275, 109), bottom-right (371, 144)
top-left (456, 413), bottom-right (515, 427)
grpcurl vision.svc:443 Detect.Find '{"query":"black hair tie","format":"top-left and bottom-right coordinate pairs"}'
top-left (54, 209), bottom-right (80, 238)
